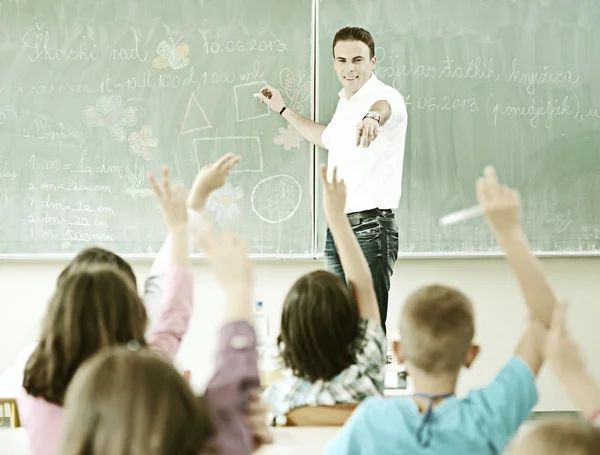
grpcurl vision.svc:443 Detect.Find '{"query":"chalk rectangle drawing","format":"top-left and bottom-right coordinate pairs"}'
top-left (233, 81), bottom-right (271, 122)
top-left (193, 137), bottom-right (263, 173)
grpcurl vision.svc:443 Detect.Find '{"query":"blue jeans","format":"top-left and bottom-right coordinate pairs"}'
top-left (324, 212), bottom-right (399, 334)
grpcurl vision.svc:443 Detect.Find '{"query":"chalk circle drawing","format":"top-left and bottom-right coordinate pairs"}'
top-left (234, 80), bottom-right (270, 122)
top-left (279, 68), bottom-right (310, 115)
top-left (125, 166), bottom-right (153, 199)
top-left (153, 37), bottom-right (190, 70)
top-left (206, 182), bottom-right (244, 226)
top-left (180, 92), bottom-right (212, 135)
top-left (251, 174), bottom-right (302, 224)
top-left (274, 124), bottom-right (304, 150)
top-left (82, 96), bottom-right (138, 142)
top-left (128, 125), bottom-right (158, 160)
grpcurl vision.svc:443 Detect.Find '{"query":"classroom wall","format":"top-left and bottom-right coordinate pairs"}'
top-left (1, 257), bottom-right (599, 411)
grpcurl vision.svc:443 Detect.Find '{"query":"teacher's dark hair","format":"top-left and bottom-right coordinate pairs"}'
top-left (277, 270), bottom-right (361, 382)
top-left (332, 26), bottom-right (375, 59)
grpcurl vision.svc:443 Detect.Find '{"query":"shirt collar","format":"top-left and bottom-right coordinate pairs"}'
top-left (338, 73), bottom-right (379, 101)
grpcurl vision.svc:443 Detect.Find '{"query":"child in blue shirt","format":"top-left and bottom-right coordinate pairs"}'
top-left (326, 167), bottom-right (557, 455)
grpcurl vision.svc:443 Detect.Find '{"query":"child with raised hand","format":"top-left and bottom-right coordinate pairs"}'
top-left (18, 165), bottom-right (195, 455)
top-left (8, 154), bottom-right (240, 390)
top-left (325, 166), bottom-right (555, 455)
top-left (263, 164), bottom-right (386, 420)
top-left (57, 221), bottom-right (262, 455)
top-left (505, 302), bottom-right (600, 455)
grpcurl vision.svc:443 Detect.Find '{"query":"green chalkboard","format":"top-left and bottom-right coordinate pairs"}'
top-left (0, 0), bottom-right (313, 257)
top-left (2, 0), bottom-right (600, 258)
top-left (317, 0), bottom-right (600, 255)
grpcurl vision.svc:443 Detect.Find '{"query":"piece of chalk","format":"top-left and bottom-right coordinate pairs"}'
top-left (253, 93), bottom-right (261, 98)
top-left (439, 205), bottom-right (484, 226)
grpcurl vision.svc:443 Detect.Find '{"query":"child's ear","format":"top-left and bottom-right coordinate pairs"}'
top-left (393, 340), bottom-right (405, 363)
top-left (464, 344), bottom-right (480, 369)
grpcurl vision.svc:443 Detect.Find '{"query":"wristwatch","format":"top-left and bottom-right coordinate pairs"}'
top-left (363, 111), bottom-right (381, 124)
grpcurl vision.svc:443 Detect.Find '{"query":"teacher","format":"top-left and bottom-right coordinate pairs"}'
top-left (258, 26), bottom-right (408, 332)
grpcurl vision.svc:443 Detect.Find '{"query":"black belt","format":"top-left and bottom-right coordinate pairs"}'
top-left (347, 209), bottom-right (393, 226)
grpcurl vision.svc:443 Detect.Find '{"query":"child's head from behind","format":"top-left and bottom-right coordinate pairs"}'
top-left (278, 270), bottom-right (360, 382)
top-left (507, 420), bottom-right (600, 455)
top-left (59, 347), bottom-right (213, 455)
top-left (57, 247), bottom-right (137, 288)
top-left (23, 265), bottom-right (148, 405)
top-left (397, 285), bottom-right (478, 376)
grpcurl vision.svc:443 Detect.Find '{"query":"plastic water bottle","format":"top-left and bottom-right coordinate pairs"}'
top-left (254, 301), bottom-right (269, 345)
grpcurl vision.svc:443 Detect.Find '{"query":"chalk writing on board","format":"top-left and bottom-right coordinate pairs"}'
top-left (0, 164), bottom-right (17, 181)
top-left (128, 125), bottom-right (159, 161)
top-left (487, 93), bottom-right (574, 128)
top-left (545, 211), bottom-right (572, 234)
top-left (96, 158), bottom-right (124, 178)
top-left (439, 57), bottom-right (500, 81)
top-left (81, 96), bottom-right (139, 142)
top-left (251, 174), bottom-right (302, 224)
top-left (279, 69), bottom-right (310, 115)
top-left (21, 23), bottom-right (99, 63)
top-left (206, 182), bottom-right (244, 226)
top-left (404, 95), bottom-right (479, 112)
top-left (375, 49), bottom-right (436, 88)
top-left (202, 39), bottom-right (287, 54)
top-left (507, 58), bottom-right (580, 95)
top-left (180, 92), bottom-right (212, 134)
top-left (0, 111), bottom-right (5, 125)
top-left (110, 34), bottom-right (148, 63)
top-left (152, 37), bottom-right (190, 70)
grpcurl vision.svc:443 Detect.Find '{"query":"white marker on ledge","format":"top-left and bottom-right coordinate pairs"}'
top-left (439, 205), bottom-right (484, 226)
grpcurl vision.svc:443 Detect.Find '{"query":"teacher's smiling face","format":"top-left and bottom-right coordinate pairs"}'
top-left (333, 40), bottom-right (376, 97)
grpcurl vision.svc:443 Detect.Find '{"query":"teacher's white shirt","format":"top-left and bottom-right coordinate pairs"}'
top-left (321, 74), bottom-right (408, 214)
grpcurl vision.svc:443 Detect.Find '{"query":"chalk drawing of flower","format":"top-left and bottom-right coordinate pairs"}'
top-left (81, 96), bottom-right (138, 142)
top-left (273, 124), bottom-right (304, 151)
top-left (206, 182), bottom-right (244, 226)
top-left (128, 125), bottom-right (159, 160)
top-left (125, 166), bottom-right (153, 199)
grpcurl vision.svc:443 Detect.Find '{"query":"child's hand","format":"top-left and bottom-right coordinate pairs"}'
top-left (148, 165), bottom-right (188, 229)
top-left (188, 153), bottom-right (241, 212)
top-left (320, 164), bottom-right (346, 220)
top-left (547, 301), bottom-right (586, 377)
top-left (196, 220), bottom-right (252, 293)
top-left (476, 166), bottom-right (521, 236)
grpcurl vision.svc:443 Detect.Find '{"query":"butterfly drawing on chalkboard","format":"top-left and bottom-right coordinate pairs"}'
top-left (81, 96), bottom-right (138, 142)
top-left (152, 37), bottom-right (190, 70)
top-left (279, 68), bottom-right (310, 115)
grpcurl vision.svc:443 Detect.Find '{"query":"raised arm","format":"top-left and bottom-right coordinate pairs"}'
top-left (145, 165), bottom-right (193, 360)
top-left (197, 221), bottom-right (261, 455)
top-left (477, 166), bottom-right (557, 328)
top-left (257, 85), bottom-right (327, 149)
top-left (546, 302), bottom-right (600, 421)
top-left (143, 154), bottom-right (241, 326)
top-left (320, 164), bottom-right (379, 322)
